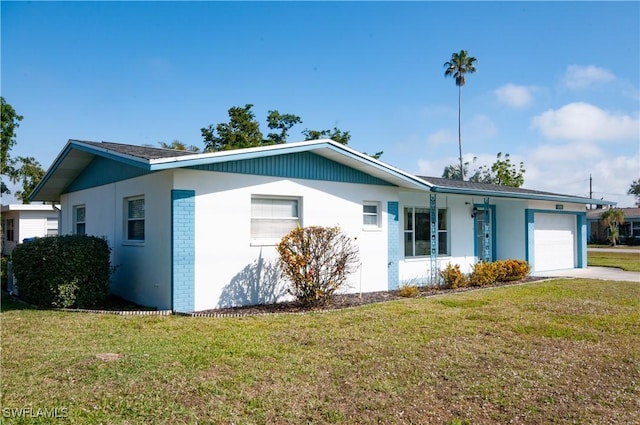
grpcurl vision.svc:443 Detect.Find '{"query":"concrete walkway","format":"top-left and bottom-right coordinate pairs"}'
top-left (533, 267), bottom-right (640, 283)
top-left (588, 247), bottom-right (640, 254)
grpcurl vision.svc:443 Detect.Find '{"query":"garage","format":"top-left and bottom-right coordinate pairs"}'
top-left (533, 213), bottom-right (576, 271)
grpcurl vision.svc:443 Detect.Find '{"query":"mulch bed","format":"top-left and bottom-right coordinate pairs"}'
top-left (196, 277), bottom-right (545, 316)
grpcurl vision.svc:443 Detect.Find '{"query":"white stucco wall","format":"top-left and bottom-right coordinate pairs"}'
top-left (173, 169), bottom-right (398, 311)
top-left (60, 171), bottom-right (174, 309)
top-left (397, 191), bottom-right (478, 285)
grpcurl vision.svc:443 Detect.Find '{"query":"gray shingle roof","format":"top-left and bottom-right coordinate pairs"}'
top-left (418, 176), bottom-right (591, 200)
top-left (76, 140), bottom-right (197, 160)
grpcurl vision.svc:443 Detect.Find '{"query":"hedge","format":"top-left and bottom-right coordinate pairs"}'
top-left (11, 235), bottom-right (112, 308)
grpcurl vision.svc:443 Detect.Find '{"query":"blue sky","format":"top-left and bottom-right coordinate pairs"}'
top-left (2, 1), bottom-right (639, 206)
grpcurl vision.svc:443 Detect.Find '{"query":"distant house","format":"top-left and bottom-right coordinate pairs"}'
top-left (1, 204), bottom-right (59, 255)
top-left (587, 207), bottom-right (640, 245)
top-left (30, 139), bottom-right (615, 312)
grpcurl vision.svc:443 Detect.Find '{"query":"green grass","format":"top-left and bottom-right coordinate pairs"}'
top-left (588, 250), bottom-right (640, 271)
top-left (1, 279), bottom-right (639, 424)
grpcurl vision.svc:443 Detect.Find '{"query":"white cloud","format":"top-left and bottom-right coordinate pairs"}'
top-left (426, 129), bottom-right (455, 146)
top-left (524, 153), bottom-right (639, 207)
top-left (494, 84), bottom-right (535, 108)
top-left (530, 142), bottom-right (602, 162)
top-left (531, 102), bottom-right (640, 141)
top-left (562, 65), bottom-right (616, 90)
top-left (468, 114), bottom-right (497, 139)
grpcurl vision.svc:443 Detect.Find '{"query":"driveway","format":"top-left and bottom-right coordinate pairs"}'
top-left (533, 267), bottom-right (640, 283)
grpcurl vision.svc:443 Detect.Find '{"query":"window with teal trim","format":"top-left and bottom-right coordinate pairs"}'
top-left (403, 207), bottom-right (448, 256)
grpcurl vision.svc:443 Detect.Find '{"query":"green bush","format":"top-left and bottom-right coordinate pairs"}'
top-left (494, 259), bottom-right (530, 281)
top-left (11, 235), bottom-right (112, 308)
top-left (440, 263), bottom-right (469, 289)
top-left (469, 261), bottom-right (499, 287)
top-left (277, 226), bottom-right (359, 307)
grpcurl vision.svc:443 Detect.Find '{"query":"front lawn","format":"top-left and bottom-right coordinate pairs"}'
top-left (1, 279), bottom-right (639, 424)
top-left (588, 250), bottom-right (640, 271)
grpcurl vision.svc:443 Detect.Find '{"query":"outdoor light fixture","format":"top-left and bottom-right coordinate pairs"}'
top-left (471, 207), bottom-right (478, 218)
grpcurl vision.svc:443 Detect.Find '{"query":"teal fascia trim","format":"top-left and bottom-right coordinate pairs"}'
top-left (387, 201), bottom-right (400, 290)
top-left (473, 203), bottom-right (497, 261)
top-left (431, 186), bottom-right (615, 206)
top-left (524, 209), bottom-right (535, 267)
top-left (64, 156), bottom-right (151, 193)
top-left (525, 209), bottom-right (586, 270)
top-left (171, 190), bottom-right (196, 313)
top-left (577, 212), bottom-right (587, 268)
top-left (186, 151), bottom-right (395, 186)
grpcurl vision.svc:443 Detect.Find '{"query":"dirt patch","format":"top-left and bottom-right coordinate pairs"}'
top-left (195, 277), bottom-right (544, 316)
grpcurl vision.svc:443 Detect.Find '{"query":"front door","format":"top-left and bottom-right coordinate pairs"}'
top-left (475, 208), bottom-right (493, 262)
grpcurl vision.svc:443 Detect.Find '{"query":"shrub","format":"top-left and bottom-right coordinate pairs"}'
top-left (440, 263), bottom-right (468, 289)
top-left (398, 284), bottom-right (420, 298)
top-left (11, 235), bottom-right (112, 308)
top-left (277, 226), bottom-right (359, 307)
top-left (469, 261), bottom-right (499, 287)
top-left (494, 259), bottom-right (530, 282)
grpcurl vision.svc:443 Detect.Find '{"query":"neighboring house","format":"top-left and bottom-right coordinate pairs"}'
top-left (1, 204), bottom-right (60, 255)
top-left (587, 207), bottom-right (640, 245)
top-left (30, 139), bottom-right (614, 312)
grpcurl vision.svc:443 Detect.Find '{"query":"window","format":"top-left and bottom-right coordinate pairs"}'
top-left (251, 197), bottom-right (299, 244)
top-left (5, 219), bottom-right (14, 242)
top-left (403, 207), bottom-right (448, 257)
top-left (125, 197), bottom-right (145, 241)
top-left (73, 205), bottom-right (86, 236)
top-left (363, 202), bottom-right (380, 228)
top-left (46, 217), bottom-right (58, 236)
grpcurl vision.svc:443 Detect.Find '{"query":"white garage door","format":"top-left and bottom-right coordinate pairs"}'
top-left (534, 213), bottom-right (576, 271)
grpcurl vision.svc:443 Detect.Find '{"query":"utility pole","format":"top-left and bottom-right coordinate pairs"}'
top-left (589, 174), bottom-right (593, 210)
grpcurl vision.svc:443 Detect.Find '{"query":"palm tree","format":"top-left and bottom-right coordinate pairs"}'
top-left (444, 50), bottom-right (477, 180)
top-left (600, 208), bottom-right (625, 246)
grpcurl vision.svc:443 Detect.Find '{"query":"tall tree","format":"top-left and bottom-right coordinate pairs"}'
top-left (444, 49), bottom-right (477, 181)
top-left (266, 111), bottom-right (302, 144)
top-left (628, 178), bottom-right (640, 207)
top-left (441, 153), bottom-right (525, 187)
top-left (302, 127), bottom-right (352, 145)
top-left (201, 104), bottom-right (264, 152)
top-left (1, 97), bottom-right (24, 195)
top-left (9, 156), bottom-right (45, 204)
top-left (600, 209), bottom-right (625, 246)
top-left (473, 152), bottom-right (525, 187)
top-left (158, 140), bottom-right (200, 152)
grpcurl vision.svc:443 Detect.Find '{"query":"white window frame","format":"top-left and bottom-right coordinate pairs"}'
top-left (250, 196), bottom-right (301, 246)
top-left (403, 207), bottom-right (449, 257)
top-left (124, 196), bottom-right (145, 243)
top-left (73, 205), bottom-right (86, 236)
top-left (363, 201), bottom-right (381, 229)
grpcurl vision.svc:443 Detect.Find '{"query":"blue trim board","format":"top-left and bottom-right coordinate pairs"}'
top-left (387, 201), bottom-right (399, 290)
top-left (171, 190), bottom-right (196, 313)
top-left (525, 209), bottom-right (586, 270)
top-left (187, 151), bottom-right (395, 186)
top-left (65, 156), bottom-right (151, 193)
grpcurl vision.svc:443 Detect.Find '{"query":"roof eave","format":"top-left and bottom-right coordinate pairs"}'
top-left (430, 186), bottom-right (616, 206)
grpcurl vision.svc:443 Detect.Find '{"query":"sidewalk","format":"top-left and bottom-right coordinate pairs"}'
top-left (533, 267), bottom-right (640, 283)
